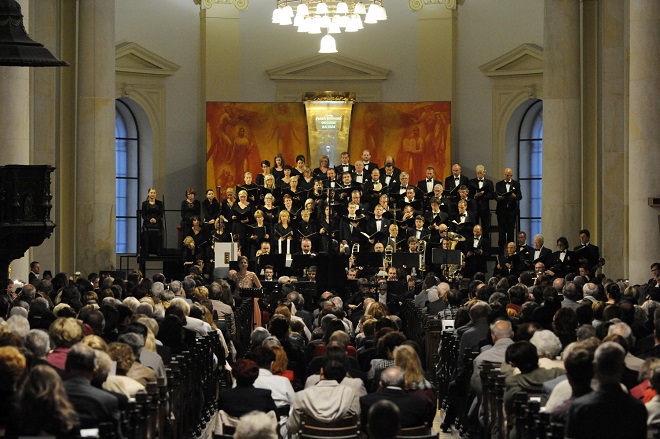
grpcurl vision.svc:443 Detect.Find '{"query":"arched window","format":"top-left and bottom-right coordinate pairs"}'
top-left (517, 99), bottom-right (543, 239)
top-left (115, 100), bottom-right (140, 254)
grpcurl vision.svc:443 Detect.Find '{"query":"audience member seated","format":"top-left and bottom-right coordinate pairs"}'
top-left (63, 343), bottom-right (123, 438)
top-left (360, 365), bottom-right (428, 428)
top-left (287, 358), bottom-right (361, 434)
top-left (218, 358), bottom-right (278, 420)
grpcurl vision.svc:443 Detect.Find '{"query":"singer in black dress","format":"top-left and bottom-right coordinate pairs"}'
top-left (180, 187), bottom-right (201, 230)
top-left (231, 190), bottom-right (253, 256)
top-left (141, 188), bottom-right (164, 256)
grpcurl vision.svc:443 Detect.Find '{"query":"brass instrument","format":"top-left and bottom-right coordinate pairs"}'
top-left (384, 244), bottom-right (393, 268)
top-left (417, 239), bottom-right (427, 272)
top-left (350, 243), bottom-right (363, 270)
top-left (373, 181), bottom-right (383, 192)
top-left (446, 231), bottom-right (465, 250)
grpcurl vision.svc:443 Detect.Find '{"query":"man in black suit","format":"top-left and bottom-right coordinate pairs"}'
top-left (379, 155), bottom-right (401, 184)
top-left (463, 224), bottom-right (490, 278)
top-left (352, 161), bottom-right (366, 186)
top-left (334, 151), bottom-right (355, 176)
top-left (407, 215), bottom-right (430, 241)
top-left (424, 197), bottom-right (449, 243)
top-left (361, 149), bottom-right (378, 174)
top-left (29, 260), bottom-right (40, 286)
top-left (417, 166), bottom-right (441, 199)
top-left (469, 164), bottom-right (494, 231)
top-left (495, 167), bottom-right (522, 249)
top-left (450, 199), bottom-right (475, 237)
top-left (340, 201), bottom-right (365, 248)
top-left (444, 163), bottom-right (470, 200)
top-left (548, 236), bottom-right (579, 279)
top-left (365, 204), bottom-right (391, 247)
top-left (516, 231), bottom-right (535, 264)
top-left (574, 229), bottom-right (601, 270)
top-left (531, 234), bottom-right (553, 267)
top-left (63, 343), bottom-right (122, 437)
top-left (323, 168), bottom-right (338, 189)
top-left (360, 366), bottom-right (430, 428)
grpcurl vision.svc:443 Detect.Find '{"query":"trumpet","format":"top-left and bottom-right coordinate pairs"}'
top-left (417, 239), bottom-right (427, 272)
top-left (384, 244), bottom-right (393, 268)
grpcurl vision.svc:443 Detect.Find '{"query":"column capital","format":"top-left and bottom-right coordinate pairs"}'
top-left (193, 0), bottom-right (248, 11)
top-left (409, 0), bottom-right (464, 12)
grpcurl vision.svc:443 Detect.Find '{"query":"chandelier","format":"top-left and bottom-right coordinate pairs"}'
top-left (272, 1), bottom-right (387, 53)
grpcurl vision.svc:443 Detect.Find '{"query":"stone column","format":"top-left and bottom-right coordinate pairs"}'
top-left (599, 0), bottom-right (626, 280)
top-left (541, 0), bottom-right (581, 245)
top-left (628, 1), bottom-right (660, 284)
top-left (75, 0), bottom-right (116, 274)
top-left (0, 0), bottom-right (31, 281)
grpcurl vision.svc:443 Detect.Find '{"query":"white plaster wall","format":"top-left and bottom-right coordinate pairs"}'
top-left (237, 2), bottom-right (419, 102)
top-left (115, 0), bottom-right (203, 199)
top-left (455, 0), bottom-right (543, 179)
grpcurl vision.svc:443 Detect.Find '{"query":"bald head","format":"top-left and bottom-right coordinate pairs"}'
top-left (380, 366), bottom-right (405, 388)
top-left (491, 320), bottom-right (514, 341)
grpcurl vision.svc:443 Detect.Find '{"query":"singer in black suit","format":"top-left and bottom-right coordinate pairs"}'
top-left (334, 151), bottom-right (355, 176)
top-left (495, 168), bottom-right (523, 249)
top-left (548, 236), bottom-right (579, 278)
top-left (417, 166), bottom-right (442, 198)
top-left (379, 155), bottom-right (402, 183)
top-left (444, 163), bottom-right (470, 199)
top-left (469, 165), bottom-right (495, 231)
top-left (574, 229), bottom-right (601, 270)
top-left (530, 234), bottom-right (553, 268)
top-left (463, 224), bottom-right (491, 278)
top-left (450, 200), bottom-right (475, 237)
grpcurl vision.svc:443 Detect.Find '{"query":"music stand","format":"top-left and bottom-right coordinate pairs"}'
top-left (257, 253), bottom-right (286, 277)
top-left (392, 253), bottom-right (422, 269)
top-left (432, 248), bottom-right (463, 265)
top-left (291, 254), bottom-right (318, 275)
top-left (355, 252), bottom-right (385, 268)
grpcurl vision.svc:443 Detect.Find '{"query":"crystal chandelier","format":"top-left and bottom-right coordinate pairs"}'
top-left (272, 1), bottom-right (387, 53)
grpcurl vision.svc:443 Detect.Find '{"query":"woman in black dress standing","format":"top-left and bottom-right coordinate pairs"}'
top-left (201, 188), bottom-right (221, 231)
top-left (231, 189), bottom-right (253, 256)
top-left (141, 187), bottom-right (164, 255)
top-left (180, 187), bottom-right (201, 230)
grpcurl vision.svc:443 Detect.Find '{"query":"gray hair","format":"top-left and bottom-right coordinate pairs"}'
top-left (25, 329), bottom-right (50, 359)
top-left (262, 336), bottom-right (282, 349)
top-left (7, 315), bottom-right (30, 338)
top-left (182, 278), bottom-right (196, 294)
top-left (151, 282), bottom-right (165, 296)
top-left (533, 234), bottom-right (544, 244)
top-left (530, 329), bottom-right (562, 359)
top-left (608, 321), bottom-right (635, 347)
top-left (169, 280), bottom-right (182, 294)
top-left (234, 411), bottom-right (278, 439)
top-left (9, 306), bottom-right (28, 319)
top-left (117, 332), bottom-right (145, 356)
top-left (583, 283), bottom-right (598, 297)
top-left (250, 327), bottom-right (270, 346)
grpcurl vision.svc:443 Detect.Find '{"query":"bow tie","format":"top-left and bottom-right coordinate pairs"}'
top-left (461, 214), bottom-right (466, 217)
top-left (454, 177), bottom-right (459, 180)
top-left (479, 179), bottom-right (484, 182)
top-left (427, 179), bottom-right (432, 183)
top-left (376, 218), bottom-right (382, 221)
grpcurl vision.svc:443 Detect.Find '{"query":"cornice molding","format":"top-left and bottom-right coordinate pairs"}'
top-left (115, 42), bottom-right (180, 76)
top-left (479, 43), bottom-right (544, 78)
top-left (192, 0), bottom-right (249, 11)
top-left (409, 0), bottom-right (464, 11)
